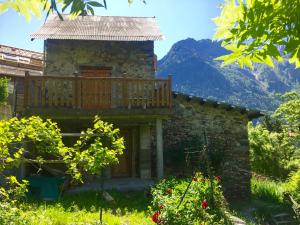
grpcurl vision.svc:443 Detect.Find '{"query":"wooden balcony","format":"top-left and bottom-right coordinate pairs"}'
top-left (23, 74), bottom-right (172, 118)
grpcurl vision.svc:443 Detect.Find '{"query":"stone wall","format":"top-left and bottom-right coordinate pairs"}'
top-left (162, 95), bottom-right (252, 200)
top-left (45, 40), bottom-right (155, 78)
top-left (0, 104), bottom-right (12, 119)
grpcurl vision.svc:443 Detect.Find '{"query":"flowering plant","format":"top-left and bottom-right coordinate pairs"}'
top-left (150, 173), bottom-right (232, 224)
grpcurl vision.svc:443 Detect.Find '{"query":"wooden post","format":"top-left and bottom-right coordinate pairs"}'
top-left (156, 118), bottom-right (164, 179)
top-left (23, 71), bottom-right (29, 109)
top-left (123, 77), bottom-right (128, 108)
top-left (74, 74), bottom-right (80, 109)
top-left (139, 125), bottom-right (151, 179)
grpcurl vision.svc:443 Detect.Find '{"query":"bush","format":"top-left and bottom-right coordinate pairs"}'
top-left (0, 202), bottom-right (28, 225)
top-left (150, 174), bottom-right (232, 225)
top-left (284, 169), bottom-right (300, 203)
top-left (0, 176), bottom-right (29, 225)
top-left (249, 122), bottom-right (299, 179)
top-left (248, 92), bottom-right (300, 180)
top-left (0, 78), bottom-right (8, 103)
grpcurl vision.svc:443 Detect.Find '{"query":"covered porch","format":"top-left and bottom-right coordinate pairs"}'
top-left (58, 116), bottom-right (165, 181)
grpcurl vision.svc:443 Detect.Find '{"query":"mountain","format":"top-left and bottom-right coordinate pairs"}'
top-left (157, 38), bottom-right (300, 111)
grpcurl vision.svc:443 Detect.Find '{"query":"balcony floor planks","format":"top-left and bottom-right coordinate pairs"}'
top-left (23, 107), bottom-right (171, 120)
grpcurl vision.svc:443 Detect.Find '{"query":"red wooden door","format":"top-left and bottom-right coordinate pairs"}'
top-left (80, 66), bottom-right (112, 109)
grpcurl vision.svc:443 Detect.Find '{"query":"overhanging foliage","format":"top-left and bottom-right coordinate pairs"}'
top-left (214, 0), bottom-right (300, 69)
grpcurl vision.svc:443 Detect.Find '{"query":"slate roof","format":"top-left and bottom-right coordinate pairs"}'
top-left (173, 92), bottom-right (264, 120)
top-left (31, 15), bottom-right (164, 41)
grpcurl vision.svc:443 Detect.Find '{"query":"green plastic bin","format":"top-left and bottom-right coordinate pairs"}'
top-left (28, 176), bottom-right (65, 200)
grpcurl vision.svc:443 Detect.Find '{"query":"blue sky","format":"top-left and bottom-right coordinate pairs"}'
top-left (0, 0), bottom-right (223, 59)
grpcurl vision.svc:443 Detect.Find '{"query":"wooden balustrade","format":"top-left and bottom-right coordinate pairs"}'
top-left (23, 75), bottom-right (172, 110)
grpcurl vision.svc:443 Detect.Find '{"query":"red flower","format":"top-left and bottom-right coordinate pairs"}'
top-left (201, 178), bottom-right (206, 182)
top-left (152, 211), bottom-right (160, 223)
top-left (159, 205), bottom-right (164, 210)
top-left (201, 200), bottom-right (208, 209)
top-left (192, 177), bottom-right (198, 182)
top-left (215, 176), bottom-right (221, 181)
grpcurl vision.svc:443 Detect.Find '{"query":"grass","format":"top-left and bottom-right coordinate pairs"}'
top-left (230, 177), bottom-right (296, 225)
top-left (251, 177), bottom-right (284, 203)
top-left (19, 190), bottom-right (153, 225)
top-left (15, 177), bottom-right (296, 225)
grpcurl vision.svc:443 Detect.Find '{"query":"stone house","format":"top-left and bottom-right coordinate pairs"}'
top-left (30, 15), bottom-right (169, 180)
top-left (0, 15), bottom-right (262, 199)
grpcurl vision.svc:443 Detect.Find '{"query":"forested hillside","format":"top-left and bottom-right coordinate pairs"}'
top-left (157, 38), bottom-right (300, 111)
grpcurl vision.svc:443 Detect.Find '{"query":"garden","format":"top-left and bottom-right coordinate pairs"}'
top-left (0, 77), bottom-right (300, 225)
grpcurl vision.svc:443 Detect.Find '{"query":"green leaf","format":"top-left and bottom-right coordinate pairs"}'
top-left (87, 5), bottom-right (94, 15)
top-left (289, 47), bottom-right (300, 68)
top-left (17, 2), bottom-right (31, 22)
top-left (62, 0), bottom-right (73, 12)
top-left (25, 0), bottom-right (42, 18)
top-left (87, 1), bottom-right (104, 7)
top-left (243, 56), bottom-right (254, 69)
top-left (0, 2), bottom-right (9, 14)
top-left (264, 55), bottom-right (274, 68)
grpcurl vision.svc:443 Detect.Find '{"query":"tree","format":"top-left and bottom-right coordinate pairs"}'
top-left (248, 91), bottom-right (300, 179)
top-left (0, 0), bottom-right (145, 21)
top-left (0, 116), bottom-right (124, 183)
top-left (0, 116), bottom-right (125, 223)
top-left (214, 0), bottom-right (300, 69)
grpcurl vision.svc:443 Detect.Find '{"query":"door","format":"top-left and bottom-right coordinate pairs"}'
top-left (111, 129), bottom-right (132, 178)
top-left (80, 66), bottom-right (112, 109)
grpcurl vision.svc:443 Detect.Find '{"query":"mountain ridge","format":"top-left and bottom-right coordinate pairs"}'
top-left (157, 38), bottom-right (300, 111)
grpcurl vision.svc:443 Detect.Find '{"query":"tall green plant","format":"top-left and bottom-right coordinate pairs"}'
top-left (0, 78), bottom-right (8, 103)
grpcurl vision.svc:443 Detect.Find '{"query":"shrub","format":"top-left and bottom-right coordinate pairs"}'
top-left (0, 202), bottom-right (28, 225)
top-left (0, 78), bottom-right (8, 103)
top-left (0, 176), bottom-right (29, 225)
top-left (150, 173), bottom-right (232, 225)
top-left (284, 168), bottom-right (300, 202)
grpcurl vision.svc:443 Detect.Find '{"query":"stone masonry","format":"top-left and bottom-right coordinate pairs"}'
top-left (45, 40), bottom-right (155, 78)
top-left (162, 94), bottom-right (254, 200)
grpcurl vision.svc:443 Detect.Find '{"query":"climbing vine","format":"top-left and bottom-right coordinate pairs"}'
top-left (0, 78), bottom-right (8, 103)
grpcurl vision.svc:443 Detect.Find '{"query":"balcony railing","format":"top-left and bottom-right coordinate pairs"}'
top-left (23, 74), bottom-right (172, 110)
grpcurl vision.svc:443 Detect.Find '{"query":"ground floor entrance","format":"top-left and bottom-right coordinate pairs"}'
top-left (54, 117), bottom-right (164, 180)
top-left (111, 129), bottom-right (132, 178)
